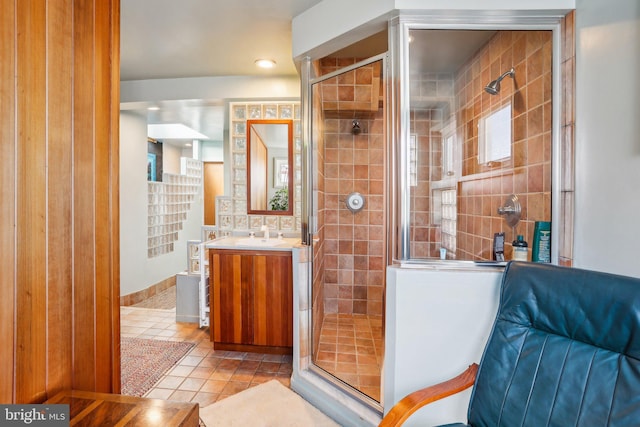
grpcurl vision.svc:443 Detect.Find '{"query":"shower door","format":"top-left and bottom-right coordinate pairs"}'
top-left (308, 55), bottom-right (387, 403)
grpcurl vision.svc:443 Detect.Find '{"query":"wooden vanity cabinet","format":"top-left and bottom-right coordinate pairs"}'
top-left (209, 249), bottom-right (293, 354)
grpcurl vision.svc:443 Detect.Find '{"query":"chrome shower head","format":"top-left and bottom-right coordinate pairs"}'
top-left (352, 119), bottom-right (361, 135)
top-left (484, 68), bottom-right (515, 95)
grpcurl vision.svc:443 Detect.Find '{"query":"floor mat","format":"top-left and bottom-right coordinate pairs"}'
top-left (199, 380), bottom-right (339, 427)
top-left (121, 337), bottom-right (194, 397)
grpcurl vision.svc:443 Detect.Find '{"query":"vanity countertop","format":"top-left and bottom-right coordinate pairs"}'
top-left (205, 235), bottom-right (302, 251)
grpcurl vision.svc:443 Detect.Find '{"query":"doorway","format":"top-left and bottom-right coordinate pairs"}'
top-left (204, 162), bottom-right (224, 225)
top-left (309, 55), bottom-right (387, 402)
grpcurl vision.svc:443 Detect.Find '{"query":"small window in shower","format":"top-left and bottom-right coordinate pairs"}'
top-left (478, 103), bottom-right (511, 165)
top-left (409, 134), bottom-right (418, 186)
top-left (441, 189), bottom-right (457, 255)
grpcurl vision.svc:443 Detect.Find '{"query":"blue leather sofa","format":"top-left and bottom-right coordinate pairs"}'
top-left (381, 262), bottom-right (640, 426)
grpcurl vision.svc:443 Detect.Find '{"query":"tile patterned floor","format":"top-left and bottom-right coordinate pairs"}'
top-left (315, 313), bottom-right (384, 401)
top-left (120, 304), bottom-right (292, 408)
top-left (121, 288), bottom-right (383, 407)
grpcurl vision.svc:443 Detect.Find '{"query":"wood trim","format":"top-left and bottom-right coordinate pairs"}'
top-left (120, 276), bottom-right (176, 307)
top-left (212, 343), bottom-right (293, 356)
top-left (0, 0), bottom-right (16, 404)
top-left (246, 119), bottom-right (294, 216)
top-left (379, 363), bottom-right (478, 427)
top-left (110, 0), bottom-right (122, 393)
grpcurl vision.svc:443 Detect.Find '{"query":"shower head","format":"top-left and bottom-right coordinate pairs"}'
top-left (484, 68), bottom-right (515, 95)
top-left (352, 119), bottom-right (362, 135)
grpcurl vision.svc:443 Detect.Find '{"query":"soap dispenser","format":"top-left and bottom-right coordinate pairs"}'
top-left (512, 234), bottom-right (528, 261)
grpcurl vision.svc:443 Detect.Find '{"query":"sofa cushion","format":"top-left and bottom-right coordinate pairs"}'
top-left (468, 262), bottom-right (640, 426)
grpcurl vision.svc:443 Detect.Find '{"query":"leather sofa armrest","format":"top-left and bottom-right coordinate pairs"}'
top-left (379, 363), bottom-right (479, 427)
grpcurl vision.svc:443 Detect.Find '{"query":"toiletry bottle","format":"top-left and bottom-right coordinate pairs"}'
top-left (532, 221), bottom-right (551, 262)
top-left (512, 235), bottom-right (528, 261)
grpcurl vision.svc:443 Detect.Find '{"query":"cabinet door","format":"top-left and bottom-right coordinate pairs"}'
top-left (252, 252), bottom-right (293, 347)
top-left (211, 251), bottom-right (253, 344)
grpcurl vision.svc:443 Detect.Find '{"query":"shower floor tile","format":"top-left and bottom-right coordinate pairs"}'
top-left (316, 313), bottom-right (384, 401)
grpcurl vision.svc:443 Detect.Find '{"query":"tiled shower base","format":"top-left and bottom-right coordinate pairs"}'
top-left (315, 313), bottom-right (384, 401)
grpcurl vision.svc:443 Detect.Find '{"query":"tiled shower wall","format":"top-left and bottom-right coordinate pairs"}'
top-left (455, 31), bottom-right (553, 260)
top-left (317, 58), bottom-right (385, 316)
top-left (311, 64), bottom-right (326, 355)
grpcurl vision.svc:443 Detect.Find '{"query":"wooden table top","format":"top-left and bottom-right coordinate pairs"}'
top-left (45, 390), bottom-right (199, 427)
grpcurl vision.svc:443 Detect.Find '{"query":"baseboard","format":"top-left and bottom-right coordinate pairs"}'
top-left (120, 276), bottom-right (177, 306)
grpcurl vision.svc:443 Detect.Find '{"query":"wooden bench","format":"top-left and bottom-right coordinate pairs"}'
top-left (45, 390), bottom-right (199, 426)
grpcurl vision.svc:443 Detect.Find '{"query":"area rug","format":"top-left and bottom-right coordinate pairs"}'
top-left (199, 380), bottom-right (340, 427)
top-left (121, 337), bottom-right (194, 397)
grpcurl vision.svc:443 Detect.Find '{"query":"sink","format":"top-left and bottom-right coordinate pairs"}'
top-left (233, 238), bottom-right (287, 247)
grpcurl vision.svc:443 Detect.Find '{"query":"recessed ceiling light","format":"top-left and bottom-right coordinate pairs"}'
top-left (147, 106), bottom-right (160, 111)
top-left (255, 59), bottom-right (276, 69)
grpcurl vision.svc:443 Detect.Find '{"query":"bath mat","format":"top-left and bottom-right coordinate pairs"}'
top-left (121, 337), bottom-right (194, 397)
top-left (199, 380), bottom-right (340, 427)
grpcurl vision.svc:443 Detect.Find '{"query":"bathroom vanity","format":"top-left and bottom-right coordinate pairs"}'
top-left (205, 236), bottom-right (299, 354)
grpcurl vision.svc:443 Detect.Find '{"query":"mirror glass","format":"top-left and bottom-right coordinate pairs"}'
top-left (247, 119), bottom-right (293, 215)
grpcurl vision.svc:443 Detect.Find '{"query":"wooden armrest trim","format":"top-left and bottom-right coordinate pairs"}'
top-left (379, 363), bottom-right (479, 427)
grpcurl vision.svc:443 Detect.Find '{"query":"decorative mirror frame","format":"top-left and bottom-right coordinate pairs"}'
top-left (221, 101), bottom-right (300, 234)
top-left (246, 119), bottom-right (294, 216)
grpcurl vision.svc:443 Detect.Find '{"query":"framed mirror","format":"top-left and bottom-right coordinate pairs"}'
top-left (247, 119), bottom-right (293, 215)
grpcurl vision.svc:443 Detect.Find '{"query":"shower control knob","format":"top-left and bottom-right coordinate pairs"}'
top-left (345, 192), bottom-right (365, 213)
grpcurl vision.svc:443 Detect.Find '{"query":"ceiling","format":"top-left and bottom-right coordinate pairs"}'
top-left (121, 0), bottom-right (323, 146)
top-left (121, 0), bottom-right (323, 81)
top-left (121, 2), bottom-right (497, 146)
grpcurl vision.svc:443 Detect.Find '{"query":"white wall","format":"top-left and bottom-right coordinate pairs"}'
top-left (162, 143), bottom-right (182, 174)
top-left (574, 0), bottom-right (640, 277)
top-left (384, 266), bottom-right (502, 425)
top-left (120, 111), bottom-right (204, 296)
top-left (201, 141), bottom-right (224, 162)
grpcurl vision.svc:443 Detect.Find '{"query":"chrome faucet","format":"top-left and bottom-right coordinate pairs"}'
top-left (260, 225), bottom-right (270, 240)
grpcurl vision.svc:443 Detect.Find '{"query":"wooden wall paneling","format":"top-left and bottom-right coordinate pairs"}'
top-left (16, 0), bottom-right (48, 404)
top-left (0, 0), bottom-right (120, 403)
top-left (0, 0), bottom-right (16, 404)
top-left (109, 0), bottom-right (122, 394)
top-left (46, 0), bottom-right (74, 396)
top-left (94, 0), bottom-right (118, 394)
top-left (72, 0), bottom-right (98, 392)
